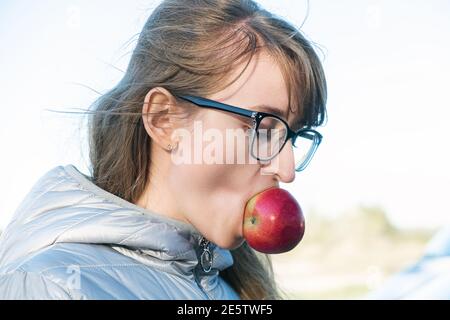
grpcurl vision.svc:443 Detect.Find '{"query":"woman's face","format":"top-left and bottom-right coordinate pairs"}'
top-left (168, 50), bottom-right (297, 250)
top-left (140, 50), bottom-right (297, 250)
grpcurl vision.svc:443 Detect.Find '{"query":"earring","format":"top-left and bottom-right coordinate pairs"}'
top-left (167, 141), bottom-right (178, 151)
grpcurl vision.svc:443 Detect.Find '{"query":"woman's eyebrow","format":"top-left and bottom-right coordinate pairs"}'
top-left (253, 104), bottom-right (287, 120)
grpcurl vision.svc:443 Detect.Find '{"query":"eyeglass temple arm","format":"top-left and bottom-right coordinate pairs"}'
top-left (177, 95), bottom-right (255, 118)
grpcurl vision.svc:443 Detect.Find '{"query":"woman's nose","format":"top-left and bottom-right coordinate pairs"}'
top-left (260, 140), bottom-right (296, 183)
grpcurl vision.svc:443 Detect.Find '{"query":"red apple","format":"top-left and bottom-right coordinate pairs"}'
top-left (243, 187), bottom-right (305, 254)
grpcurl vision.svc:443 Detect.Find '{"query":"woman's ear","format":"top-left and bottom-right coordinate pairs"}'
top-left (142, 87), bottom-right (185, 151)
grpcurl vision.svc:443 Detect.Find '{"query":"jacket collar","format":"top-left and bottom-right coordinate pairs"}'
top-left (0, 164), bottom-right (234, 275)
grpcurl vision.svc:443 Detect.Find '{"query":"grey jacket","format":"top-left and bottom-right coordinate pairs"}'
top-left (0, 164), bottom-right (240, 300)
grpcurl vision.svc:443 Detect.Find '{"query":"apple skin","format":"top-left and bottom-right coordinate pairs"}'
top-left (243, 187), bottom-right (305, 254)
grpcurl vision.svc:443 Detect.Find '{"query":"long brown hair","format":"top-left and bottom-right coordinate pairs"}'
top-left (84, 0), bottom-right (327, 300)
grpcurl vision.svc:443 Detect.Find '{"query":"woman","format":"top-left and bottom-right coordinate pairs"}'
top-left (0, 0), bottom-right (327, 300)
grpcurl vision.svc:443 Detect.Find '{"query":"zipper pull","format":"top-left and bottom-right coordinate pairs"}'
top-left (199, 236), bottom-right (213, 273)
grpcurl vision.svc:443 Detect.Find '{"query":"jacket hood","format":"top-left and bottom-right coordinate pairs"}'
top-left (0, 164), bottom-right (234, 276)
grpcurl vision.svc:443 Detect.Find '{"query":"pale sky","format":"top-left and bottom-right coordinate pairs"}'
top-left (1, 0), bottom-right (449, 230)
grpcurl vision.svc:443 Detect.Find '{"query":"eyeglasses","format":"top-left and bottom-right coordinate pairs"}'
top-left (176, 95), bottom-right (323, 172)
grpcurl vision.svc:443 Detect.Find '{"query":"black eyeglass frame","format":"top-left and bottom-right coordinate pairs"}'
top-left (176, 95), bottom-right (323, 171)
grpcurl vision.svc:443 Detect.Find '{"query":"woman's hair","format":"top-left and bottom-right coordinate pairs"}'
top-left (86, 0), bottom-right (327, 300)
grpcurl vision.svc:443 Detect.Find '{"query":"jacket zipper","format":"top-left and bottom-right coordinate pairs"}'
top-left (193, 236), bottom-right (214, 299)
top-left (199, 236), bottom-right (213, 273)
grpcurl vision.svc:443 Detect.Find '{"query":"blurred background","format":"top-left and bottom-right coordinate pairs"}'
top-left (1, 0), bottom-right (449, 299)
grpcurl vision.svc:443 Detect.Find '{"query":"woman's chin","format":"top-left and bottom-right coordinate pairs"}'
top-left (216, 236), bottom-right (245, 250)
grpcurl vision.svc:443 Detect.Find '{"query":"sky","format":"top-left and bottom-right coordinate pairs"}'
top-left (0, 0), bottom-right (449, 231)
